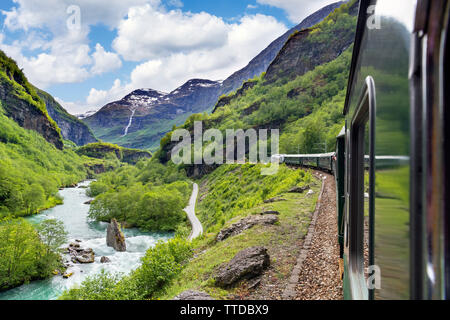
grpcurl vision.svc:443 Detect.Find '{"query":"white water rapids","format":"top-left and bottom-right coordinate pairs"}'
top-left (0, 181), bottom-right (173, 300)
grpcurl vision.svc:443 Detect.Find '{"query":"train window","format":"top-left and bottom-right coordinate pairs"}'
top-left (349, 76), bottom-right (376, 300)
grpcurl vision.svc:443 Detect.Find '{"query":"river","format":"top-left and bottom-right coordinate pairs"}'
top-left (0, 181), bottom-right (173, 300)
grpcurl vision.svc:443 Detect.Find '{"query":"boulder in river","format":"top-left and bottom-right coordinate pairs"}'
top-left (173, 290), bottom-right (214, 300)
top-left (214, 246), bottom-right (270, 288)
top-left (100, 256), bottom-right (111, 263)
top-left (67, 244), bottom-right (95, 264)
top-left (106, 219), bottom-right (127, 252)
top-left (216, 215), bottom-right (278, 242)
top-left (75, 252), bottom-right (95, 264)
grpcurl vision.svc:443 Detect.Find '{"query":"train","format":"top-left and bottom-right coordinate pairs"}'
top-left (275, 0), bottom-right (450, 300)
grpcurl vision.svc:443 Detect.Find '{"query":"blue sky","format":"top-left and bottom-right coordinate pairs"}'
top-left (0, 0), bottom-right (337, 114)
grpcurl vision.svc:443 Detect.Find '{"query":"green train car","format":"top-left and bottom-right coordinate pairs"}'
top-left (278, 0), bottom-right (449, 300)
top-left (340, 0), bottom-right (449, 299)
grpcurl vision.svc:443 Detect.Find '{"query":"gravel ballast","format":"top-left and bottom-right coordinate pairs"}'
top-left (294, 172), bottom-right (343, 300)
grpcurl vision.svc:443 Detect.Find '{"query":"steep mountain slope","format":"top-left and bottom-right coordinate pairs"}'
top-left (156, 0), bottom-right (358, 175)
top-left (219, 1), bottom-right (344, 95)
top-left (37, 89), bottom-right (97, 146)
top-left (83, 2), bottom-right (344, 152)
top-left (264, 1), bottom-right (358, 82)
top-left (84, 79), bottom-right (221, 150)
top-left (0, 101), bottom-right (88, 217)
top-left (0, 51), bottom-right (63, 149)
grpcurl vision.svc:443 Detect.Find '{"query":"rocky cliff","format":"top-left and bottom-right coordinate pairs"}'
top-left (37, 89), bottom-right (97, 146)
top-left (219, 1), bottom-right (344, 95)
top-left (157, 0), bottom-right (358, 174)
top-left (264, 1), bottom-right (359, 83)
top-left (0, 51), bottom-right (64, 149)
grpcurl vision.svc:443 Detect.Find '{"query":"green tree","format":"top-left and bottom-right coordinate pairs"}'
top-left (36, 219), bottom-right (68, 253)
top-left (22, 183), bottom-right (45, 214)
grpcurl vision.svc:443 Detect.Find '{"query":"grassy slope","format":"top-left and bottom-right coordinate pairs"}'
top-left (0, 51), bottom-right (62, 141)
top-left (76, 142), bottom-right (152, 165)
top-left (157, 164), bottom-right (321, 299)
top-left (93, 111), bottom-right (195, 152)
top-left (156, 2), bottom-right (356, 161)
top-left (36, 88), bottom-right (97, 140)
top-left (0, 102), bottom-right (88, 217)
top-left (150, 4), bottom-right (356, 298)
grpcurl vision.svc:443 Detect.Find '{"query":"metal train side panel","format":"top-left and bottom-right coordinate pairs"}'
top-left (343, 0), bottom-right (416, 300)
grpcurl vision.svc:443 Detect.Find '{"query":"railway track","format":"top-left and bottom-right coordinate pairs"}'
top-left (293, 172), bottom-right (343, 300)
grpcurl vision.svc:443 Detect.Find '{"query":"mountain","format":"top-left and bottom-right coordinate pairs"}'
top-left (156, 0), bottom-right (359, 176)
top-left (83, 2), bottom-right (344, 151)
top-left (84, 79), bottom-right (221, 150)
top-left (0, 51), bottom-right (63, 149)
top-left (36, 89), bottom-right (97, 146)
top-left (264, 2), bottom-right (358, 83)
top-left (218, 1), bottom-right (344, 95)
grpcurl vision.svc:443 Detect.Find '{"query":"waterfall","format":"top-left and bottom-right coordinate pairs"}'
top-left (123, 109), bottom-right (136, 137)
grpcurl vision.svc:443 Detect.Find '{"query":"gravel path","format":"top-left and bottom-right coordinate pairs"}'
top-left (294, 172), bottom-right (343, 300)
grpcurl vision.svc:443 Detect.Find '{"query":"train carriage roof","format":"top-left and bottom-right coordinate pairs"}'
top-left (343, 0), bottom-right (370, 115)
top-left (280, 153), bottom-right (336, 158)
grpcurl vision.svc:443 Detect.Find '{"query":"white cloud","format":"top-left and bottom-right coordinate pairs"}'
top-left (1, 1), bottom-right (288, 113)
top-left (247, 4), bottom-right (259, 9)
top-left (91, 43), bottom-right (122, 75)
top-left (256, 0), bottom-right (338, 23)
top-left (113, 5), bottom-right (229, 61)
top-left (0, 0), bottom-right (141, 88)
top-left (168, 0), bottom-right (184, 8)
top-left (2, 0), bottom-right (160, 32)
top-left (0, 30), bottom-right (93, 88)
top-left (85, 13), bottom-right (287, 109)
top-left (55, 97), bottom-right (89, 115)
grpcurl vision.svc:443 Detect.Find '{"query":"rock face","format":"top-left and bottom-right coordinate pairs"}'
top-left (264, 0), bottom-right (358, 83)
top-left (216, 215), bottom-right (278, 242)
top-left (0, 77), bottom-right (63, 149)
top-left (215, 246), bottom-right (270, 288)
top-left (37, 89), bottom-right (97, 146)
top-left (106, 219), bottom-right (126, 252)
top-left (173, 290), bottom-right (214, 300)
top-left (218, 1), bottom-right (344, 95)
